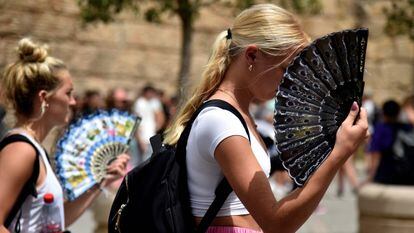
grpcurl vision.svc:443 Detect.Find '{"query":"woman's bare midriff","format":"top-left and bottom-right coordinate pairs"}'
top-left (195, 214), bottom-right (262, 231)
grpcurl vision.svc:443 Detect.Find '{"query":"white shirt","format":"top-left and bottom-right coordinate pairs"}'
top-left (186, 107), bottom-right (271, 217)
top-left (133, 97), bottom-right (162, 144)
top-left (8, 132), bottom-right (65, 233)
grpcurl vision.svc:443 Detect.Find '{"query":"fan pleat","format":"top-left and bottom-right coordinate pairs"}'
top-left (302, 47), bottom-right (338, 90)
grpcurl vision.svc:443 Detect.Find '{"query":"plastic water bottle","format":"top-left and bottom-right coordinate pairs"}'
top-left (42, 193), bottom-right (63, 233)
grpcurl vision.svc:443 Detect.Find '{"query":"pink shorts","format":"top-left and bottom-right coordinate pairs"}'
top-left (206, 226), bottom-right (263, 233)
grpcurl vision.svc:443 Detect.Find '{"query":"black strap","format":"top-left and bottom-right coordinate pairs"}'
top-left (1, 134), bottom-right (40, 230)
top-left (175, 99), bottom-right (250, 233)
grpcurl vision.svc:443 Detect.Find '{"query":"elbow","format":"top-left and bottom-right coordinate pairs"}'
top-left (260, 210), bottom-right (301, 233)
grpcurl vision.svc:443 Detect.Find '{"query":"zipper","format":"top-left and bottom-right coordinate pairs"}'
top-left (114, 175), bottom-right (130, 233)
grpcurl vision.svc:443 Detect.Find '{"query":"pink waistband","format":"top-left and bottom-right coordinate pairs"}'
top-left (206, 226), bottom-right (263, 233)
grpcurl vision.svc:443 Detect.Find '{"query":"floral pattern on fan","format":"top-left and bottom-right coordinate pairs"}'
top-left (55, 109), bottom-right (140, 200)
top-left (274, 28), bottom-right (368, 186)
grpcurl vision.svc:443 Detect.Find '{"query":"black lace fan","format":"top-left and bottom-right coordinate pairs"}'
top-left (274, 28), bottom-right (368, 186)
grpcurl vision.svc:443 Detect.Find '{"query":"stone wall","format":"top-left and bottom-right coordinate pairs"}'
top-left (0, 0), bottom-right (413, 104)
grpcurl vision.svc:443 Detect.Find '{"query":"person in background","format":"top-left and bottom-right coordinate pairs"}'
top-left (367, 100), bottom-right (401, 184)
top-left (0, 38), bottom-right (129, 233)
top-left (362, 89), bottom-right (379, 135)
top-left (336, 155), bottom-right (360, 196)
top-left (163, 4), bottom-right (368, 232)
top-left (81, 89), bottom-right (104, 115)
top-left (155, 89), bottom-right (172, 135)
top-left (400, 95), bottom-right (414, 127)
top-left (133, 84), bottom-right (164, 162)
top-left (106, 87), bottom-right (132, 112)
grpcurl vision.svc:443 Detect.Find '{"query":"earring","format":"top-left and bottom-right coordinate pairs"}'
top-left (248, 64), bottom-right (253, 72)
top-left (40, 102), bottom-right (47, 116)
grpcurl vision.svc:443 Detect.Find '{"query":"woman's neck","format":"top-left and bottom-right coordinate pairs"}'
top-left (219, 58), bottom-right (255, 113)
top-left (15, 119), bottom-right (51, 142)
top-left (218, 78), bottom-right (253, 114)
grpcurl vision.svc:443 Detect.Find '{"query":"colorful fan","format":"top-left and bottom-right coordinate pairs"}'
top-left (55, 109), bottom-right (141, 200)
top-left (274, 28), bottom-right (368, 186)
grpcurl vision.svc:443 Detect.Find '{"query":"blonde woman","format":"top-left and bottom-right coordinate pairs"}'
top-left (164, 4), bottom-right (368, 233)
top-left (0, 38), bottom-right (129, 233)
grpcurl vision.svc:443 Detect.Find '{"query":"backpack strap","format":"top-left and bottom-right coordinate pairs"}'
top-left (0, 134), bottom-right (40, 230)
top-left (176, 99), bottom-right (251, 233)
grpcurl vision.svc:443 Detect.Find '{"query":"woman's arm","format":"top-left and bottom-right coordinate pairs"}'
top-left (215, 104), bottom-right (368, 233)
top-left (0, 143), bottom-right (38, 232)
top-left (64, 153), bottom-right (129, 227)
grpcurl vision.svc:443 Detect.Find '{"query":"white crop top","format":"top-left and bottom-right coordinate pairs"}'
top-left (8, 132), bottom-right (65, 233)
top-left (186, 107), bottom-right (271, 217)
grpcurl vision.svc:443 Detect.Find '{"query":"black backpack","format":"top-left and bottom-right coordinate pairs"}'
top-left (392, 126), bottom-right (414, 185)
top-left (108, 100), bottom-right (250, 233)
top-left (0, 134), bottom-right (40, 233)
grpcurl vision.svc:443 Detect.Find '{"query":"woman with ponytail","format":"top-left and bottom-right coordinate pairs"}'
top-left (0, 38), bottom-right (129, 233)
top-left (164, 4), bottom-right (368, 233)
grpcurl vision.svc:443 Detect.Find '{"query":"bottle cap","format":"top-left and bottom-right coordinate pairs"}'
top-left (43, 193), bottom-right (54, 203)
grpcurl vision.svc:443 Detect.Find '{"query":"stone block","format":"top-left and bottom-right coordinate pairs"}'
top-left (76, 23), bottom-right (127, 46)
top-left (392, 37), bottom-right (414, 59)
top-left (0, 9), bottom-right (36, 35)
top-left (367, 38), bottom-right (394, 61)
top-left (360, 216), bottom-right (414, 233)
top-left (123, 23), bottom-right (180, 50)
top-left (363, 61), bottom-right (413, 104)
top-left (2, 0), bottom-right (78, 15)
top-left (363, 1), bottom-right (391, 17)
top-left (358, 184), bottom-right (414, 233)
top-left (359, 184), bottom-right (414, 218)
top-left (68, 45), bottom-right (102, 72)
top-left (31, 13), bottom-right (78, 39)
top-left (195, 6), bottom-right (232, 31)
top-left (301, 16), bottom-right (347, 38)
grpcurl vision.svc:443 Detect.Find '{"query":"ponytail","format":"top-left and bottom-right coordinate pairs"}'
top-left (163, 31), bottom-right (232, 145)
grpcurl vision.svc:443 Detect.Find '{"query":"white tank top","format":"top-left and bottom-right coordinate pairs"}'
top-left (8, 132), bottom-right (65, 233)
top-left (186, 107), bottom-right (271, 217)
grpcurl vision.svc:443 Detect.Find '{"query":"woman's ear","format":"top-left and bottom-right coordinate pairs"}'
top-left (38, 90), bottom-right (48, 104)
top-left (244, 44), bottom-right (258, 65)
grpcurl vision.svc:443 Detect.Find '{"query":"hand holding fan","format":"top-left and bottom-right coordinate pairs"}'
top-left (274, 28), bottom-right (368, 186)
top-left (55, 109), bottom-right (140, 200)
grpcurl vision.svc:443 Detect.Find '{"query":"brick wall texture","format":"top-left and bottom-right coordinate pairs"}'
top-left (0, 0), bottom-right (413, 104)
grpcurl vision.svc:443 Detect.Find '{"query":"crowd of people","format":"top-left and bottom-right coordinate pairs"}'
top-left (0, 2), bottom-right (412, 233)
top-left (69, 84), bottom-right (178, 167)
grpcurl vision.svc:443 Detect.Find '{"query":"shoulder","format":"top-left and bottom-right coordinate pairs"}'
top-left (197, 106), bottom-right (242, 122)
top-left (0, 137), bottom-right (38, 182)
top-left (192, 107), bottom-right (249, 156)
top-left (195, 107), bottom-right (247, 133)
top-left (0, 137), bottom-right (37, 163)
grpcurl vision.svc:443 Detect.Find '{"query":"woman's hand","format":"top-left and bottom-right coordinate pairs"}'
top-left (100, 153), bottom-right (130, 188)
top-left (333, 102), bottom-right (369, 163)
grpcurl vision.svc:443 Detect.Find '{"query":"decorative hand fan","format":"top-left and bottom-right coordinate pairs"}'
top-left (274, 28), bottom-right (368, 186)
top-left (55, 109), bottom-right (140, 200)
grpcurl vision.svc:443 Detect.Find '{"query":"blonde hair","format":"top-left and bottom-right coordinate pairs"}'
top-left (164, 4), bottom-right (309, 145)
top-left (1, 38), bottom-right (66, 118)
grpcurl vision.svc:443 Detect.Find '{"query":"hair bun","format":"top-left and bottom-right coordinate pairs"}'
top-left (17, 38), bottom-right (48, 63)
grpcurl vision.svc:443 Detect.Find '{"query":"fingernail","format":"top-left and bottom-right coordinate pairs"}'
top-left (352, 101), bottom-right (358, 111)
